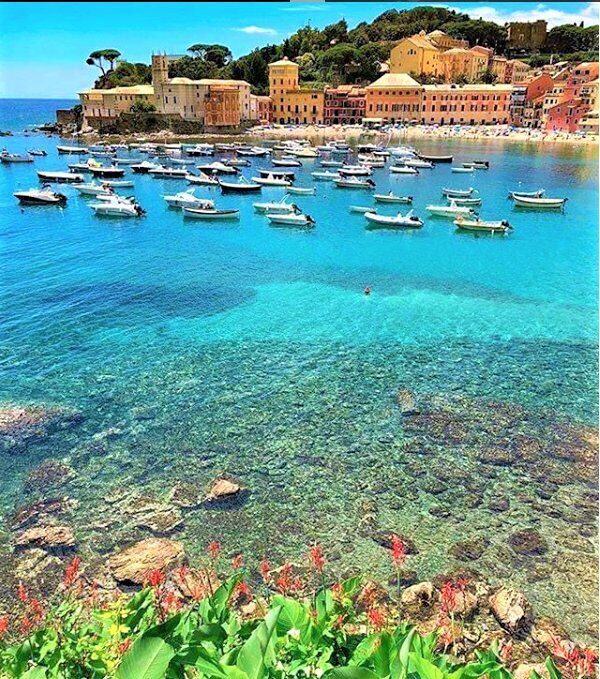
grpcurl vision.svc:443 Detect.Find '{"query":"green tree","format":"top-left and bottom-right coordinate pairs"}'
top-left (480, 68), bottom-right (497, 84)
top-left (86, 49), bottom-right (121, 76)
top-left (130, 100), bottom-right (156, 113)
top-left (442, 19), bottom-right (507, 51)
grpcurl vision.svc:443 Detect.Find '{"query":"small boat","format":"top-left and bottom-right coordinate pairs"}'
top-left (90, 165), bottom-right (125, 179)
top-left (89, 150), bottom-right (116, 158)
top-left (198, 162), bottom-right (239, 175)
top-left (237, 146), bottom-right (270, 157)
top-left (27, 149), bottom-right (47, 157)
top-left (419, 154), bottom-right (452, 163)
top-left (186, 172), bottom-right (219, 186)
top-left (442, 187), bottom-right (475, 198)
top-left (253, 198), bottom-right (297, 214)
top-left (335, 177), bottom-right (376, 190)
top-left (219, 177), bottom-right (261, 193)
top-left (358, 154), bottom-right (385, 168)
top-left (131, 161), bottom-right (159, 174)
top-left (374, 192), bottom-right (412, 204)
top-left (75, 182), bottom-right (114, 197)
top-left (449, 196), bottom-right (482, 206)
top-left (454, 217), bottom-right (511, 233)
top-left (68, 159), bottom-right (102, 173)
top-left (184, 144), bottom-right (215, 157)
top-left (349, 205), bottom-right (373, 214)
top-left (339, 165), bottom-right (372, 177)
top-left (163, 189), bottom-right (215, 209)
top-left (287, 186), bottom-right (316, 195)
top-left (319, 159), bottom-right (343, 167)
top-left (513, 195), bottom-right (567, 209)
top-left (272, 158), bottom-right (301, 167)
top-left (388, 146), bottom-right (417, 157)
top-left (91, 197), bottom-right (145, 217)
top-left (463, 161), bottom-right (490, 170)
top-left (508, 189), bottom-right (545, 199)
top-left (1, 152), bottom-right (33, 163)
top-left (224, 158), bottom-right (250, 167)
top-left (259, 169), bottom-right (295, 180)
top-left (404, 158), bottom-right (433, 169)
top-left (170, 158), bottom-right (196, 166)
top-left (311, 171), bottom-right (340, 181)
top-left (114, 158), bottom-right (139, 165)
top-left (37, 170), bottom-right (83, 183)
top-left (288, 147), bottom-right (318, 158)
top-left (267, 213), bottom-right (316, 229)
top-left (182, 207), bottom-right (240, 220)
top-left (390, 165), bottom-right (419, 175)
top-left (14, 186), bottom-right (67, 205)
top-left (451, 166), bottom-right (474, 173)
top-left (365, 210), bottom-right (423, 229)
top-left (252, 173), bottom-right (291, 187)
top-left (57, 145), bottom-right (88, 154)
top-left (426, 200), bottom-right (475, 218)
top-left (148, 166), bottom-right (187, 179)
top-left (102, 179), bottom-right (134, 188)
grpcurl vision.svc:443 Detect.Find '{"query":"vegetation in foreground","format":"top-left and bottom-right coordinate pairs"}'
top-left (0, 540), bottom-right (597, 679)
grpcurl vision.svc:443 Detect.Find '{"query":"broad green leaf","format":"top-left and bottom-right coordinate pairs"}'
top-left (21, 668), bottom-right (47, 679)
top-left (116, 636), bottom-right (175, 679)
top-left (271, 595), bottom-right (311, 638)
top-left (327, 668), bottom-right (380, 679)
top-left (193, 647), bottom-right (230, 678)
top-left (236, 606), bottom-right (281, 679)
top-left (409, 652), bottom-right (446, 679)
top-left (342, 576), bottom-right (363, 598)
top-left (545, 658), bottom-right (563, 679)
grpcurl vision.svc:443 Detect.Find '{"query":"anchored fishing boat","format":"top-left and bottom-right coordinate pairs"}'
top-left (449, 196), bottom-right (482, 206)
top-left (513, 195), bottom-right (567, 209)
top-left (508, 189), bottom-right (545, 199)
top-left (404, 158), bottom-right (433, 169)
top-left (163, 189), bottom-right (215, 209)
top-left (442, 187), bottom-right (476, 198)
top-left (454, 217), bottom-right (511, 233)
top-left (148, 166), bottom-right (187, 179)
top-left (426, 200), bottom-right (476, 218)
top-left (374, 192), bottom-right (412, 204)
top-left (364, 210), bottom-right (423, 229)
top-left (186, 172), bottom-right (219, 186)
top-left (335, 177), bottom-right (376, 189)
top-left (182, 207), bottom-right (240, 220)
top-left (419, 153), bottom-right (452, 163)
top-left (253, 197), bottom-right (298, 214)
top-left (390, 165), bottom-right (419, 175)
top-left (451, 166), bottom-right (474, 173)
top-left (219, 177), bottom-right (261, 193)
top-left (37, 170), bottom-right (83, 183)
top-left (252, 173), bottom-right (292, 187)
top-left (311, 171), bottom-right (340, 181)
top-left (198, 162), bottom-right (239, 175)
top-left (131, 161), bottom-right (160, 174)
top-left (272, 158), bottom-right (302, 167)
top-left (91, 196), bottom-right (145, 217)
top-left (57, 145), bottom-right (88, 154)
top-left (14, 186), bottom-right (67, 205)
top-left (1, 151), bottom-right (33, 163)
top-left (267, 213), bottom-right (316, 228)
top-left (287, 186), bottom-right (316, 195)
top-left (339, 165), bottom-right (372, 177)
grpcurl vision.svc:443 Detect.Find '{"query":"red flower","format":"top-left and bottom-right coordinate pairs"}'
top-left (16, 582), bottom-right (28, 604)
top-left (175, 565), bottom-right (190, 582)
top-left (19, 615), bottom-right (32, 635)
top-left (63, 556), bottom-right (81, 589)
top-left (160, 590), bottom-right (182, 614)
top-left (231, 553), bottom-right (244, 571)
top-left (118, 639), bottom-right (132, 655)
top-left (290, 576), bottom-right (303, 593)
top-left (234, 580), bottom-right (252, 601)
top-left (455, 577), bottom-right (469, 592)
top-left (390, 535), bottom-right (407, 569)
top-left (29, 598), bottom-right (44, 623)
top-left (367, 607), bottom-right (386, 631)
top-left (207, 541), bottom-right (221, 560)
top-left (146, 569), bottom-right (165, 588)
top-left (576, 648), bottom-right (598, 677)
top-left (440, 581), bottom-right (457, 614)
top-left (0, 616), bottom-right (9, 639)
top-left (275, 563), bottom-right (294, 595)
top-left (259, 558), bottom-right (271, 583)
top-left (308, 544), bottom-right (326, 573)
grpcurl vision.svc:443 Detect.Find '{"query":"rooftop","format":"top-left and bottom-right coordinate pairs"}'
top-left (269, 57), bottom-right (298, 67)
top-left (422, 83), bottom-right (513, 91)
top-left (366, 73), bottom-right (421, 89)
top-left (78, 85), bottom-right (155, 96)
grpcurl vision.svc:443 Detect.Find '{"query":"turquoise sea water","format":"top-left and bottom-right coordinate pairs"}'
top-left (0, 101), bottom-right (598, 638)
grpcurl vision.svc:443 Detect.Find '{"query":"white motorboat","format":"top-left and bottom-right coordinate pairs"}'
top-left (388, 146), bottom-right (417, 157)
top-left (442, 187), bottom-right (475, 198)
top-left (267, 212), bottom-right (316, 228)
top-left (37, 170), bottom-right (83, 183)
top-left (185, 144), bottom-right (215, 157)
top-left (89, 166), bottom-right (125, 179)
top-left (339, 165), bottom-right (372, 177)
top-left (349, 205), bottom-right (374, 214)
top-left (272, 158), bottom-right (302, 167)
top-left (89, 150), bottom-right (116, 158)
top-left (182, 207), bottom-right (240, 220)
top-left (404, 158), bottom-right (433, 169)
top-left (311, 171), bottom-right (340, 181)
top-left (508, 189), bottom-right (545, 199)
top-left (225, 158), bottom-right (251, 167)
top-left (163, 189), bottom-right (215, 209)
top-left (114, 158), bottom-right (139, 165)
top-left (426, 200), bottom-right (475, 218)
top-left (454, 217), bottom-right (511, 233)
top-left (374, 192), bottom-right (412, 204)
top-left (57, 145), bottom-right (88, 154)
top-left (449, 196), bottom-right (482, 206)
top-left (198, 162), bottom-right (239, 175)
top-left (219, 177), bottom-right (261, 193)
top-left (390, 165), bottom-right (419, 175)
top-left (149, 166), bottom-right (188, 179)
top-left (186, 172), bottom-right (219, 186)
top-left (252, 173), bottom-right (292, 187)
top-left (27, 149), bottom-right (47, 157)
top-left (319, 159), bottom-right (343, 167)
top-left (1, 152), bottom-right (33, 163)
top-left (90, 196), bottom-right (145, 217)
top-left (14, 186), bottom-right (67, 205)
top-left (463, 161), bottom-right (490, 170)
top-left (513, 195), bottom-right (567, 209)
top-left (253, 198), bottom-right (297, 214)
top-left (357, 155), bottom-right (385, 168)
top-left (288, 147), bottom-right (318, 158)
top-left (131, 161), bottom-right (160, 174)
top-left (335, 177), bottom-right (376, 189)
top-left (287, 186), bottom-right (316, 195)
top-left (69, 159), bottom-right (102, 173)
top-left (103, 179), bottom-right (134, 188)
top-left (364, 210), bottom-right (423, 229)
top-left (451, 166), bottom-right (474, 173)
top-left (75, 182), bottom-right (114, 197)
top-left (237, 146), bottom-right (270, 157)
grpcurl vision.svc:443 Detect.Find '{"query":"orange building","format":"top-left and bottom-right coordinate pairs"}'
top-left (389, 33), bottom-right (441, 78)
top-left (510, 73), bottom-right (554, 126)
top-left (365, 73), bottom-right (422, 123)
top-left (324, 85), bottom-right (366, 124)
top-left (254, 95), bottom-right (271, 124)
top-left (268, 56), bottom-right (324, 124)
top-left (204, 85), bottom-right (240, 127)
top-left (420, 84), bottom-right (512, 125)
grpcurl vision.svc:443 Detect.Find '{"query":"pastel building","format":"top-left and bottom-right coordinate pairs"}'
top-left (268, 57), bottom-right (324, 124)
top-left (79, 85), bottom-right (155, 127)
top-left (510, 73), bottom-right (554, 126)
top-left (365, 73), bottom-right (422, 123)
top-left (389, 33), bottom-right (441, 78)
top-left (324, 85), bottom-right (366, 125)
top-left (505, 60), bottom-right (531, 84)
top-left (420, 84), bottom-right (512, 125)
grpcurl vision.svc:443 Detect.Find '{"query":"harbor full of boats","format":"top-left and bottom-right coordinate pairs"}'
top-left (4, 138), bottom-right (570, 233)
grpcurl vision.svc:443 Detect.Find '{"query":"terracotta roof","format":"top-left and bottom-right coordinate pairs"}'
top-left (366, 73), bottom-right (421, 89)
top-left (444, 48), bottom-right (470, 55)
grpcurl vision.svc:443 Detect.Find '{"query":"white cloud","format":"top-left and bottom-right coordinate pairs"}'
top-left (233, 26), bottom-right (278, 35)
top-left (453, 1), bottom-right (599, 28)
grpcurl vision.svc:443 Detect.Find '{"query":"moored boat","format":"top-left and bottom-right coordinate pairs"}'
top-left (335, 177), bottom-right (376, 189)
top-left (1, 151), bottom-right (33, 163)
top-left (364, 209), bottom-right (423, 229)
top-left (508, 189), bottom-right (545, 199)
top-left (267, 212), bottom-right (316, 228)
top-left (287, 186), bottom-right (316, 195)
top-left (272, 158), bottom-right (302, 167)
top-left (37, 170), bottom-right (83, 183)
top-left (419, 153), bottom-right (452, 163)
top-left (163, 189), bottom-right (215, 209)
top-left (90, 196), bottom-right (145, 217)
top-left (131, 161), bottom-right (160, 174)
top-left (182, 207), bottom-right (240, 220)
top-left (311, 171), bottom-right (340, 181)
top-left (349, 205), bottom-right (373, 214)
top-left (219, 177), bottom-right (261, 193)
top-left (390, 165), bottom-right (419, 175)
top-left (148, 166), bottom-right (187, 179)
top-left (404, 158), bottom-right (433, 169)
top-left (513, 195), bottom-right (567, 209)
top-left (186, 172), bottom-right (219, 186)
top-left (442, 187), bottom-right (475, 198)
top-left (339, 165), bottom-right (372, 177)
top-left (14, 186), bottom-right (67, 205)
top-left (454, 217), bottom-right (511, 233)
top-left (103, 179), bottom-right (134, 188)
top-left (57, 145), bottom-right (88, 154)
top-left (253, 198), bottom-right (297, 214)
top-left (449, 196), bottom-right (482, 206)
top-left (27, 149), bottom-right (47, 157)
top-left (451, 166), bottom-right (474, 173)
top-left (90, 165), bottom-right (125, 179)
top-left (426, 200), bottom-right (475, 218)
top-left (198, 162), bottom-right (239, 175)
top-left (374, 192), bottom-right (412, 204)
top-left (75, 182), bottom-right (115, 197)
top-left (252, 173), bottom-right (292, 187)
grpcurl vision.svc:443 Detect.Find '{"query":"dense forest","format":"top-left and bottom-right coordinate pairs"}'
top-left (87, 6), bottom-right (599, 93)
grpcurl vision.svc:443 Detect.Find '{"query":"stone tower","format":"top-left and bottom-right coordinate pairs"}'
top-left (152, 54), bottom-right (169, 87)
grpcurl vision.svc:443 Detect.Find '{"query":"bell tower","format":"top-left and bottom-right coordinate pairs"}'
top-left (152, 53), bottom-right (169, 87)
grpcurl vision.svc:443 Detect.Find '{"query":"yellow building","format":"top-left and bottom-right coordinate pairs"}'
top-left (79, 85), bottom-right (155, 128)
top-left (365, 73), bottom-right (422, 123)
top-left (507, 60), bottom-right (532, 84)
top-left (579, 79), bottom-right (599, 134)
top-left (439, 48), bottom-right (487, 83)
top-left (426, 30), bottom-right (468, 51)
top-left (389, 33), bottom-right (441, 78)
top-left (268, 57), bottom-right (324, 124)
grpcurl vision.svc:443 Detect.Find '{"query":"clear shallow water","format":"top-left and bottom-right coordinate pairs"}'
top-left (0, 101), bottom-right (598, 639)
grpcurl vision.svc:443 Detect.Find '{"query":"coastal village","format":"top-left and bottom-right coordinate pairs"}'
top-left (74, 19), bottom-right (599, 136)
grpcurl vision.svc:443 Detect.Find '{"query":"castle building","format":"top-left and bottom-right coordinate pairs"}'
top-left (79, 85), bottom-right (156, 128)
top-left (506, 20), bottom-right (547, 50)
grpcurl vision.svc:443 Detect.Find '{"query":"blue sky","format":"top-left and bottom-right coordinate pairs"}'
top-left (0, 2), bottom-right (597, 98)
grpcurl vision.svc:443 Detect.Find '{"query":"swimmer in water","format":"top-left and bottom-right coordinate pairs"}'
top-left (364, 286), bottom-right (371, 296)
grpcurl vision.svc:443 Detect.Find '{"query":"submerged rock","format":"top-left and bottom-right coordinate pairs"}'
top-left (15, 524), bottom-right (75, 552)
top-left (8, 497), bottom-right (75, 531)
top-left (450, 537), bottom-right (490, 561)
top-left (368, 530), bottom-right (418, 555)
top-left (0, 404), bottom-right (82, 453)
top-left (108, 538), bottom-right (185, 585)
top-left (508, 529), bottom-right (548, 556)
top-left (205, 477), bottom-right (242, 503)
top-left (489, 587), bottom-right (531, 632)
top-left (396, 389), bottom-right (419, 416)
top-left (23, 460), bottom-right (75, 494)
